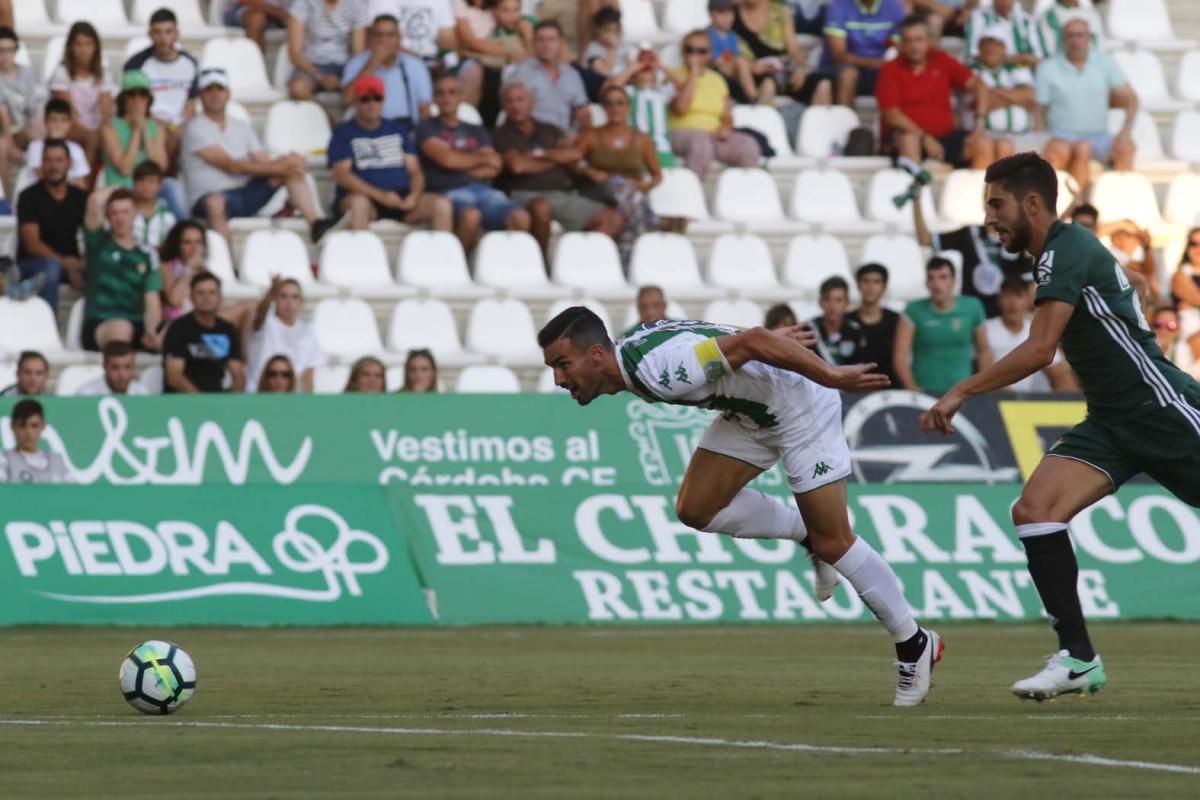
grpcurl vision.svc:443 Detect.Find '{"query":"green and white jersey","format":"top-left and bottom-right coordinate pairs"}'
top-left (1036, 221), bottom-right (1199, 416)
top-left (972, 63), bottom-right (1034, 133)
top-left (616, 320), bottom-right (838, 430)
top-left (967, 6), bottom-right (1049, 60)
top-left (1040, 3), bottom-right (1105, 56)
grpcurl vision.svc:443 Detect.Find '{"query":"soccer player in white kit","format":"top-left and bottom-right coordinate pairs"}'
top-left (540, 307), bottom-right (943, 706)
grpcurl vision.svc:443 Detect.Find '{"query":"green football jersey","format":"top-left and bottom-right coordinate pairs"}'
top-left (1035, 221), bottom-right (1195, 415)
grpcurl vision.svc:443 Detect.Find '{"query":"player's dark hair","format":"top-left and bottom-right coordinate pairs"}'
top-left (1000, 276), bottom-right (1028, 295)
top-left (538, 306), bottom-right (613, 352)
top-left (149, 8), bottom-right (177, 25)
top-left (102, 340), bottom-right (135, 361)
top-left (985, 152), bottom-right (1058, 214)
top-left (1071, 202), bottom-right (1099, 221)
top-left (763, 303), bottom-right (796, 330)
top-left (926, 256), bottom-right (956, 277)
top-left (41, 137), bottom-right (71, 159)
top-left (17, 350), bottom-right (48, 370)
top-left (592, 6), bottom-right (622, 29)
top-left (898, 13), bottom-right (930, 32)
top-left (44, 98), bottom-right (72, 119)
top-left (819, 276), bottom-right (849, 298)
top-left (856, 262), bottom-right (889, 285)
top-left (190, 270), bottom-right (221, 290)
top-left (10, 399), bottom-right (44, 425)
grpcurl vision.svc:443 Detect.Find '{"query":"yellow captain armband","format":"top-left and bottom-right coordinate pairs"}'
top-left (693, 337), bottom-right (732, 382)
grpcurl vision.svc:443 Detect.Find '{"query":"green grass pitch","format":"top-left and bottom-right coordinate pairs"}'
top-left (2, 623), bottom-right (1199, 798)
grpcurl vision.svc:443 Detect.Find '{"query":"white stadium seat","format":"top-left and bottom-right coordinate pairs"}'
top-left (138, 365), bottom-right (163, 394)
top-left (1106, 108), bottom-right (1183, 171)
top-left (620, 0), bottom-right (669, 43)
top-left (938, 169), bottom-right (986, 227)
top-left (1106, 0), bottom-right (1194, 50)
top-left (264, 101), bottom-right (333, 162)
top-left (789, 168), bottom-right (880, 232)
top-left (474, 232), bottom-right (567, 298)
top-left (464, 298), bottom-right (543, 365)
top-left (200, 38), bottom-right (282, 102)
top-left (55, 0), bottom-right (137, 35)
top-left (702, 298), bottom-right (764, 329)
top-left (782, 234), bottom-right (854, 298)
top-left (238, 229), bottom-right (322, 290)
top-left (386, 299), bottom-right (480, 366)
top-left (14, 0), bottom-right (60, 36)
top-left (622, 300), bottom-right (689, 331)
top-left (1054, 170), bottom-right (1078, 217)
top-left (628, 233), bottom-right (719, 300)
top-left (397, 231), bottom-right (491, 298)
top-left (545, 299), bottom-right (614, 338)
top-left (313, 364), bottom-right (351, 394)
top-left (788, 299), bottom-right (821, 323)
top-left (649, 167), bottom-right (716, 222)
top-left (664, 0), bottom-right (708, 35)
top-left (867, 169), bottom-right (937, 231)
top-left (714, 168), bottom-right (789, 229)
top-left (537, 367), bottom-right (566, 394)
top-left (1089, 172), bottom-right (1163, 228)
top-left (203, 230), bottom-right (256, 299)
top-left (551, 233), bottom-right (631, 299)
top-left (1178, 51), bottom-right (1200, 104)
top-left (65, 299), bottom-right (85, 352)
top-left (121, 36), bottom-right (153, 74)
top-left (1164, 174), bottom-right (1200, 226)
top-left (1170, 111), bottom-right (1200, 164)
top-left (131, 0), bottom-right (210, 27)
top-left (796, 106), bottom-right (861, 158)
top-left (455, 365), bottom-right (521, 393)
top-left (313, 298), bottom-right (384, 360)
top-left (706, 234), bottom-right (782, 297)
top-left (1110, 50), bottom-right (1187, 112)
top-left (732, 105), bottom-right (810, 168)
top-left (862, 235), bottom-right (927, 301)
top-left (0, 298), bottom-right (82, 363)
top-left (319, 231), bottom-right (405, 296)
top-left (56, 365), bottom-right (103, 396)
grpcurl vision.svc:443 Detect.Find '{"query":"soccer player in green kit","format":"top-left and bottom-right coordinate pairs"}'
top-left (921, 152), bottom-right (1200, 701)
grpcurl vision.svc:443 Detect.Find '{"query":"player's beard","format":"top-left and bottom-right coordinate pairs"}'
top-left (1003, 210), bottom-right (1034, 254)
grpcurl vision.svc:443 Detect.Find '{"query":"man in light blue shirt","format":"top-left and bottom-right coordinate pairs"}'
top-left (1034, 17), bottom-right (1137, 191)
top-left (341, 14), bottom-right (433, 125)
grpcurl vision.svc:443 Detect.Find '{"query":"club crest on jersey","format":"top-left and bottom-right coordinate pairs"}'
top-left (1035, 250), bottom-right (1055, 286)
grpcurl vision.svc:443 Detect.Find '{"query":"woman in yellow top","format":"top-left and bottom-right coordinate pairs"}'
top-left (667, 30), bottom-right (761, 179)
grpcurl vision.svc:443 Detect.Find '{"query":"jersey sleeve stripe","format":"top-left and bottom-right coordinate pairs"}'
top-left (1081, 287), bottom-right (1175, 407)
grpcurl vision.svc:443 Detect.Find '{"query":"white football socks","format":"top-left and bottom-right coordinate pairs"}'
top-left (833, 537), bottom-right (920, 643)
top-left (701, 489), bottom-right (809, 542)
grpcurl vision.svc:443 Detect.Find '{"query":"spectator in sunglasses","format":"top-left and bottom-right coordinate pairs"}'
top-left (257, 354), bottom-right (298, 393)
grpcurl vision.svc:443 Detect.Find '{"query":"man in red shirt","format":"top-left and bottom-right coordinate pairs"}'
top-left (876, 14), bottom-right (993, 168)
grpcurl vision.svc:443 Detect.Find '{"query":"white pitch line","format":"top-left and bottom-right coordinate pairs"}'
top-left (855, 714), bottom-right (1200, 722)
top-left (2, 718), bottom-right (1199, 775)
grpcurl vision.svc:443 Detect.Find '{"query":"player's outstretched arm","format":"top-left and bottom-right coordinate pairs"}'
top-left (717, 327), bottom-right (892, 392)
top-left (920, 299), bottom-right (1074, 434)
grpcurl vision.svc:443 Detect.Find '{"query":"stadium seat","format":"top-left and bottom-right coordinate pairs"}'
top-left (65, 299), bottom-right (84, 352)
top-left (782, 234), bottom-right (854, 298)
top-left (648, 167), bottom-right (717, 222)
top-left (386, 298), bottom-right (481, 367)
top-left (1164, 173), bottom-right (1200, 226)
top-left (0, 298), bottom-right (82, 363)
top-left (861, 235), bottom-right (927, 301)
top-left (796, 106), bottom-right (861, 158)
top-left (788, 168), bottom-right (880, 232)
top-left (318, 231), bottom-right (407, 297)
top-left (537, 367), bottom-right (566, 394)
top-left (702, 298), bottom-right (765, 329)
top-left (313, 298), bottom-right (384, 360)
top-left (1106, 108), bottom-right (1184, 171)
top-left (1106, 0), bottom-right (1194, 50)
top-left (312, 364), bottom-right (350, 394)
top-left (13, 0), bottom-right (60, 37)
top-left (239, 229), bottom-right (330, 295)
top-left (464, 298), bottom-right (543, 365)
top-left (663, 0), bottom-right (708, 35)
top-left (1089, 172), bottom-right (1163, 228)
top-left (397, 231), bottom-right (491, 298)
top-left (1178, 51), bottom-right (1200, 104)
top-left (620, 0), bottom-right (669, 43)
top-left (121, 36), bottom-right (153, 74)
top-left (264, 101), bottom-right (333, 164)
top-left (54, 0), bottom-right (138, 35)
top-left (455, 365), bottom-right (521, 393)
top-left (55, 365), bottom-right (103, 396)
top-left (866, 169), bottom-right (937, 231)
top-left (937, 169), bottom-right (986, 227)
top-left (551, 233), bottom-right (631, 298)
top-left (1170, 110), bottom-right (1200, 164)
top-left (200, 38), bottom-right (282, 102)
top-left (138, 365), bottom-right (163, 394)
top-left (788, 299), bottom-right (821, 322)
top-left (1110, 50), bottom-right (1187, 112)
top-left (732, 105), bottom-right (811, 168)
top-left (628, 233), bottom-right (720, 300)
top-left (622, 299), bottom-right (689, 330)
top-left (204, 230), bottom-right (257, 299)
top-left (545, 299), bottom-right (614, 337)
top-left (131, 0), bottom-right (210, 27)
top-left (475, 232), bottom-right (568, 298)
top-left (1054, 170), bottom-right (1078, 217)
top-left (713, 168), bottom-right (792, 230)
top-left (706, 233), bottom-right (783, 298)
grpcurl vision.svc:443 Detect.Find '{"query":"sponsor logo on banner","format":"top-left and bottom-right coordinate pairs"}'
top-left (4, 505), bottom-right (388, 603)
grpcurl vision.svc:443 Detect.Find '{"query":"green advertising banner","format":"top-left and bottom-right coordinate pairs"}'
top-left (0, 486), bottom-right (434, 625)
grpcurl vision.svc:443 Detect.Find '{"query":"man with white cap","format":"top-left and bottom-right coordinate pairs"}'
top-left (181, 67), bottom-right (335, 250)
top-left (971, 25), bottom-right (1034, 155)
top-left (966, 0), bottom-right (1047, 68)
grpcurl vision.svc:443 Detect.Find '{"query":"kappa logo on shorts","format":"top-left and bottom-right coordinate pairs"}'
top-left (812, 461), bottom-right (832, 478)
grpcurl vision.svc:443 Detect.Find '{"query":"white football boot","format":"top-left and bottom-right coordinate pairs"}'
top-left (1011, 650), bottom-right (1107, 701)
top-left (810, 554), bottom-right (840, 602)
top-left (894, 629), bottom-right (944, 706)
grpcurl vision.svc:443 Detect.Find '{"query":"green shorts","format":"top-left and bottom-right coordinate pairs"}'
top-left (1047, 388), bottom-right (1200, 506)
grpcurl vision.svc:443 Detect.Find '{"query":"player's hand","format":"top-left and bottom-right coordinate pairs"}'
top-left (828, 363), bottom-right (891, 393)
top-left (919, 389), bottom-right (965, 435)
top-left (776, 322), bottom-right (819, 348)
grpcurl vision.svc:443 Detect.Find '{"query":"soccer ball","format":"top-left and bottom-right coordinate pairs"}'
top-left (119, 640), bottom-right (197, 715)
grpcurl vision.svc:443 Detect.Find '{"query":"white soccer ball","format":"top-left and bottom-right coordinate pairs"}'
top-left (119, 640), bottom-right (197, 715)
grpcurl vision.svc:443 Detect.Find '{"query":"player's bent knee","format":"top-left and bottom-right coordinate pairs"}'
top-left (674, 496), bottom-right (715, 530)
